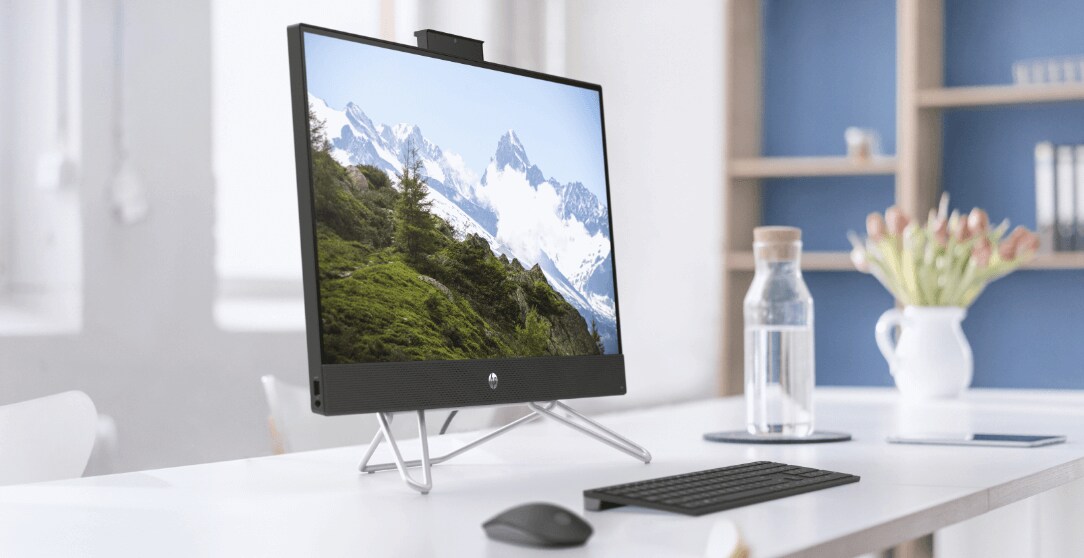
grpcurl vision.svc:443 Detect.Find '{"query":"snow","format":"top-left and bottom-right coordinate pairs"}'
top-left (308, 94), bottom-right (352, 143)
top-left (393, 123), bottom-right (414, 142)
top-left (587, 292), bottom-right (616, 321)
top-left (329, 148), bottom-right (351, 167)
top-left (422, 159), bottom-right (445, 183)
top-left (441, 151), bottom-right (479, 199)
top-left (373, 143), bottom-right (403, 175)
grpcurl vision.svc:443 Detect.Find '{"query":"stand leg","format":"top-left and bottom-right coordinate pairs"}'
top-left (374, 411), bottom-right (432, 494)
top-left (359, 408), bottom-right (543, 474)
top-left (358, 401), bottom-right (651, 493)
top-left (357, 414), bottom-right (391, 472)
top-left (528, 401), bottom-right (652, 463)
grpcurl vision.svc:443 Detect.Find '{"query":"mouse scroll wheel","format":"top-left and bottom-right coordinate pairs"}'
top-left (553, 512), bottom-right (572, 526)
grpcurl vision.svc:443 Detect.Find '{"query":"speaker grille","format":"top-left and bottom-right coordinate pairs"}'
top-left (319, 355), bottom-right (625, 415)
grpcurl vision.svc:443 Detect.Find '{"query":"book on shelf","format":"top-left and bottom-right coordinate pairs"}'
top-left (1077, 145), bottom-right (1084, 251)
top-left (1035, 142), bottom-right (1056, 252)
top-left (1055, 144), bottom-right (1076, 251)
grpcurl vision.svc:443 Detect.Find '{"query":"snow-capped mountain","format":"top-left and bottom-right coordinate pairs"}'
top-left (310, 95), bottom-right (618, 351)
top-left (310, 95), bottom-right (497, 235)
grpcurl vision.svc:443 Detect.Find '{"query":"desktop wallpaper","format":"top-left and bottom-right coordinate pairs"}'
top-left (302, 32), bottom-right (618, 364)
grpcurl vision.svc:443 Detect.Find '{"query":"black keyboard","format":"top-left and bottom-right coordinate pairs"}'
top-left (583, 461), bottom-right (859, 516)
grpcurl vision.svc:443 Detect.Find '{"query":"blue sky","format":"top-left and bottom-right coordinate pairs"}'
top-left (303, 32), bottom-right (609, 201)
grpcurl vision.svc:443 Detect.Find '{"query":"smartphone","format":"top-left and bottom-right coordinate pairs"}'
top-left (886, 433), bottom-right (1067, 448)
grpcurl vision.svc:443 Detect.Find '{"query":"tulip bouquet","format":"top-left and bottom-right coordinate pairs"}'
top-left (848, 194), bottom-right (1040, 308)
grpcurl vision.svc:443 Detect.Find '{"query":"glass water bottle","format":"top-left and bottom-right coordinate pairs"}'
top-left (744, 226), bottom-right (815, 436)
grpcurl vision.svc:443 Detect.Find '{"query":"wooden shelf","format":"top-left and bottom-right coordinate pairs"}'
top-left (728, 156), bottom-right (898, 178)
top-left (727, 251), bottom-right (1084, 272)
top-left (1022, 252), bottom-right (1084, 270)
top-left (917, 84), bottom-right (1084, 108)
top-left (727, 251), bottom-right (854, 272)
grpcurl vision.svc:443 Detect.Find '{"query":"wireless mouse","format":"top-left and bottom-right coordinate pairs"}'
top-left (482, 502), bottom-right (593, 548)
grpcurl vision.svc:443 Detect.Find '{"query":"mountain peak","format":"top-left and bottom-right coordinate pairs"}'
top-left (343, 102), bottom-right (375, 132)
top-left (392, 122), bottom-right (422, 141)
top-left (494, 130), bottom-right (530, 171)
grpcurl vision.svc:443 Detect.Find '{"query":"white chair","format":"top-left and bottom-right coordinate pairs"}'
top-left (0, 391), bottom-right (98, 486)
top-left (84, 414), bottom-right (120, 477)
top-left (260, 375), bottom-right (498, 454)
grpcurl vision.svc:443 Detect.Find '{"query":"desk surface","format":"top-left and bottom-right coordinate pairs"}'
top-left (2, 387), bottom-right (1084, 557)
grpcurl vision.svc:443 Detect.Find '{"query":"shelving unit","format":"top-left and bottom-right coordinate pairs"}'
top-left (720, 0), bottom-right (1084, 396)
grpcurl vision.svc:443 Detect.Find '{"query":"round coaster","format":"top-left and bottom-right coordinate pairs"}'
top-left (703, 430), bottom-right (852, 444)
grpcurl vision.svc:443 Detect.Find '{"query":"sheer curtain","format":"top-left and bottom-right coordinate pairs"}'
top-left (0, 0), bottom-right (83, 335)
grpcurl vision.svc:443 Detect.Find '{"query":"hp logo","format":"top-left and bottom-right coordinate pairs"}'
top-left (488, 373), bottom-right (499, 390)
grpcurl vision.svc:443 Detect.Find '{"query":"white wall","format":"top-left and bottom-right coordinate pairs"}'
top-left (0, 0), bottom-right (725, 474)
top-left (565, 0), bottom-right (725, 411)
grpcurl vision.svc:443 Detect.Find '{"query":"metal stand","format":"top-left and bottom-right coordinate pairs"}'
top-left (358, 401), bottom-right (652, 494)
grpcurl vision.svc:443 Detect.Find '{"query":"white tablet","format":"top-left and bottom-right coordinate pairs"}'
top-left (886, 433), bottom-right (1066, 448)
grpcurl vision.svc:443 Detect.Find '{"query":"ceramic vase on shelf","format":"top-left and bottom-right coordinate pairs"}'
top-left (875, 306), bottom-right (973, 399)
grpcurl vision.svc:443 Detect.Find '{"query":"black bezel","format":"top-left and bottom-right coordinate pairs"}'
top-left (288, 24), bottom-right (626, 415)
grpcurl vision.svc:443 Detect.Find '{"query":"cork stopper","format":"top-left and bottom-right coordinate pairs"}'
top-left (754, 226), bottom-right (801, 243)
top-left (753, 226), bottom-right (802, 262)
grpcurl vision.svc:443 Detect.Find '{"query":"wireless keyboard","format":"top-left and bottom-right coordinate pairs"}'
top-left (583, 461), bottom-right (859, 516)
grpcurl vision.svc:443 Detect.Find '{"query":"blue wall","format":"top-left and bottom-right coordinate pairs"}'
top-left (762, 0), bottom-right (1084, 388)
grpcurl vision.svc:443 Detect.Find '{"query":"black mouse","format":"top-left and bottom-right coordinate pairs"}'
top-left (482, 502), bottom-right (593, 548)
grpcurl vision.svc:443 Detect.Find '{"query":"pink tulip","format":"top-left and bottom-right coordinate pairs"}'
top-left (1000, 226), bottom-right (1039, 261)
top-left (850, 248), bottom-right (870, 273)
top-left (972, 238), bottom-right (991, 268)
top-left (885, 206), bottom-right (909, 236)
top-left (866, 212), bottom-right (886, 241)
top-left (932, 218), bottom-right (949, 247)
top-left (998, 234), bottom-right (1018, 260)
top-left (1006, 226), bottom-right (1028, 246)
top-left (955, 218), bottom-right (972, 242)
top-left (967, 208), bottom-right (989, 236)
top-left (1020, 230), bottom-right (1041, 254)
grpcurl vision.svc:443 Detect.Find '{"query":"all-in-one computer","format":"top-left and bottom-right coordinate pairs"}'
top-left (287, 24), bottom-right (650, 493)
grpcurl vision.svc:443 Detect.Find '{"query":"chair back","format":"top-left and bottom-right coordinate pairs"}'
top-left (0, 391), bottom-right (98, 485)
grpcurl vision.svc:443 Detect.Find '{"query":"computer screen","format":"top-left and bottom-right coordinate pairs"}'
top-left (289, 25), bottom-right (626, 414)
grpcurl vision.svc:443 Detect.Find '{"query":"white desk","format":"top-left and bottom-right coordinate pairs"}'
top-left (2, 387), bottom-right (1083, 557)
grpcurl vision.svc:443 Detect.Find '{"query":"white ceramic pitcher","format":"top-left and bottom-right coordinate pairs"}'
top-left (875, 306), bottom-right (973, 399)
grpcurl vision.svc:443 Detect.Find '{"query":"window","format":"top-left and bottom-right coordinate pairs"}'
top-left (211, 0), bottom-right (396, 331)
top-left (0, 0), bottom-right (83, 335)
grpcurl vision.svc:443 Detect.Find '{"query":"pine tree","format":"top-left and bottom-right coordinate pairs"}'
top-left (308, 103), bottom-right (331, 152)
top-left (394, 143), bottom-right (438, 265)
top-left (590, 319), bottom-right (605, 354)
top-left (516, 309), bottom-right (552, 356)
